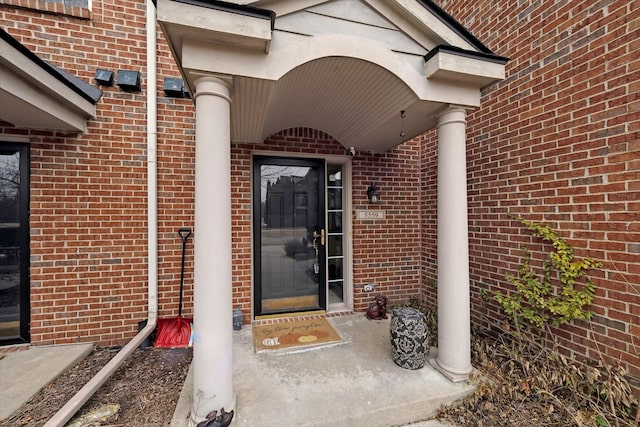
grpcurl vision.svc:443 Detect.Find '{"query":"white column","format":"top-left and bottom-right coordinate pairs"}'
top-left (190, 76), bottom-right (234, 425)
top-left (430, 106), bottom-right (473, 382)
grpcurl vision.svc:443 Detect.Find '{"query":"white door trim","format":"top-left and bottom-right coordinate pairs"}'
top-left (250, 150), bottom-right (353, 315)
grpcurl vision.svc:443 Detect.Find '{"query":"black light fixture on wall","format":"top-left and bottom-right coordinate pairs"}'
top-left (163, 77), bottom-right (186, 98)
top-left (116, 70), bottom-right (141, 92)
top-left (94, 69), bottom-right (114, 86)
top-left (366, 182), bottom-right (380, 204)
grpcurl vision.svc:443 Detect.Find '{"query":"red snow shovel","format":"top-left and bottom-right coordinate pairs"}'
top-left (155, 228), bottom-right (193, 348)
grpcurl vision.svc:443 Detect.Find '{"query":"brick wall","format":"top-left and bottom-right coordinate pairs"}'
top-left (420, 131), bottom-right (437, 304)
top-left (1, 0), bottom-right (426, 344)
top-left (429, 0), bottom-right (640, 381)
top-left (231, 130), bottom-right (423, 321)
top-left (351, 139), bottom-right (422, 311)
top-left (1, 0), bottom-right (195, 345)
top-left (7, 0), bottom-right (636, 373)
top-left (0, 0), bottom-right (90, 19)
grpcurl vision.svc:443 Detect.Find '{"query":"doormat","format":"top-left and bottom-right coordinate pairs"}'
top-left (253, 317), bottom-right (342, 352)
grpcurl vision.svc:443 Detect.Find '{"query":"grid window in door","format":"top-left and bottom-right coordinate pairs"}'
top-left (327, 164), bottom-right (344, 304)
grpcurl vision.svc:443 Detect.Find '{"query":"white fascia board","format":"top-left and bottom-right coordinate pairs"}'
top-left (394, 0), bottom-right (476, 50)
top-left (0, 65), bottom-right (89, 132)
top-left (0, 38), bottom-right (96, 118)
top-left (0, 39), bottom-right (96, 132)
top-left (363, 0), bottom-right (438, 50)
top-left (424, 79), bottom-right (481, 107)
top-left (157, 0), bottom-right (272, 53)
top-left (364, 0), bottom-right (477, 51)
top-left (425, 50), bottom-right (505, 89)
top-left (181, 33), bottom-right (427, 85)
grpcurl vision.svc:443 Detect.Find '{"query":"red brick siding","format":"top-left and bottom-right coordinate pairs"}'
top-left (230, 131), bottom-right (423, 321)
top-left (0, 0), bottom-right (90, 19)
top-left (430, 0), bottom-right (640, 380)
top-left (1, 0), bottom-right (426, 345)
top-left (5, 0), bottom-right (635, 381)
top-left (420, 131), bottom-right (438, 306)
top-left (351, 139), bottom-right (423, 311)
top-left (1, 1), bottom-right (195, 345)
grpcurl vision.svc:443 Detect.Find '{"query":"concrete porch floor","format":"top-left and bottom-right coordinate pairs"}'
top-left (172, 313), bottom-right (473, 427)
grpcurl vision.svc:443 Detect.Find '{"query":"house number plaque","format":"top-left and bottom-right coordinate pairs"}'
top-left (356, 210), bottom-right (385, 220)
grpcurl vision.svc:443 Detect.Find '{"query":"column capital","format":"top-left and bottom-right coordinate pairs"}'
top-left (193, 75), bottom-right (232, 104)
top-left (437, 106), bottom-right (467, 128)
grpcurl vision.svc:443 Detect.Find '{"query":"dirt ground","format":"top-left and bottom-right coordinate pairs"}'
top-left (0, 346), bottom-right (192, 427)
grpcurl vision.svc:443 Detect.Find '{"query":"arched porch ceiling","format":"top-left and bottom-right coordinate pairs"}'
top-left (157, 0), bottom-right (507, 152)
top-left (233, 56), bottom-right (441, 152)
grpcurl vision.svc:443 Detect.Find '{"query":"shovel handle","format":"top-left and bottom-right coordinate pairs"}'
top-left (178, 227), bottom-right (192, 242)
top-left (177, 227), bottom-right (192, 318)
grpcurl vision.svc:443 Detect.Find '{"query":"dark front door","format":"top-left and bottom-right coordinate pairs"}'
top-left (253, 156), bottom-right (326, 316)
top-left (0, 144), bottom-right (29, 344)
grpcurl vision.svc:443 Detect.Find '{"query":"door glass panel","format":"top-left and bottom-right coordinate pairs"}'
top-left (328, 258), bottom-right (343, 280)
top-left (328, 188), bottom-right (342, 210)
top-left (327, 235), bottom-right (343, 257)
top-left (327, 164), bottom-right (344, 304)
top-left (0, 149), bottom-right (23, 341)
top-left (328, 212), bottom-right (342, 233)
top-left (255, 159), bottom-right (325, 314)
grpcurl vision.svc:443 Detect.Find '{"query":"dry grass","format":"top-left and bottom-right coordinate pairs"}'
top-left (436, 326), bottom-right (639, 427)
top-left (400, 298), bottom-right (639, 427)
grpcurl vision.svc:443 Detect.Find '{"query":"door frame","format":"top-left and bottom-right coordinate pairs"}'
top-left (252, 155), bottom-right (326, 316)
top-left (251, 151), bottom-right (353, 318)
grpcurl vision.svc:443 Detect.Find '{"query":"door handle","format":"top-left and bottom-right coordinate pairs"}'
top-left (313, 228), bottom-right (325, 247)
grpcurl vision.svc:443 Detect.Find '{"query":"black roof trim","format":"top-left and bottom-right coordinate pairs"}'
top-left (416, 0), bottom-right (494, 55)
top-left (1, 28), bottom-right (101, 104)
top-left (424, 44), bottom-right (509, 65)
top-left (167, 0), bottom-right (276, 30)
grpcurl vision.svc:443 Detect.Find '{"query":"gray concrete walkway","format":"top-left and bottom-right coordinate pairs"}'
top-left (0, 343), bottom-right (93, 420)
top-left (1, 314), bottom-right (469, 426)
top-left (172, 314), bottom-right (472, 427)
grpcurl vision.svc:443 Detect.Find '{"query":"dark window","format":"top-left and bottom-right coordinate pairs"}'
top-left (0, 143), bottom-right (30, 344)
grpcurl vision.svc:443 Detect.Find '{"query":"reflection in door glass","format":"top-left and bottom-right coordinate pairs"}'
top-left (0, 151), bottom-right (21, 340)
top-left (259, 163), bottom-right (321, 313)
top-left (327, 164), bottom-right (344, 304)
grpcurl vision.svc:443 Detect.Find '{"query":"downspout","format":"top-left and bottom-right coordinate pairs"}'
top-left (44, 1), bottom-right (158, 426)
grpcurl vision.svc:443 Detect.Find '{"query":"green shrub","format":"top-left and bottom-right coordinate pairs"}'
top-left (495, 216), bottom-right (602, 329)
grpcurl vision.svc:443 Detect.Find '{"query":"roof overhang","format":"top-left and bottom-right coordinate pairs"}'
top-left (157, 0), bottom-right (508, 152)
top-left (0, 29), bottom-right (99, 133)
top-left (158, 0), bottom-right (275, 61)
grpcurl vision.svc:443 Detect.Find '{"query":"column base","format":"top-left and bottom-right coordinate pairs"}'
top-left (429, 357), bottom-right (472, 383)
top-left (188, 393), bottom-right (237, 427)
